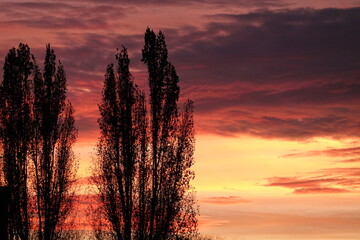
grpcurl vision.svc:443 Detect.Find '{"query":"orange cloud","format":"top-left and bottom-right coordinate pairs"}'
top-left (282, 146), bottom-right (360, 158)
top-left (293, 187), bottom-right (351, 194)
top-left (266, 167), bottom-right (360, 194)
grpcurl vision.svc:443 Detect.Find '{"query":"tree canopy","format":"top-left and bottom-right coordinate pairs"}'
top-left (93, 28), bottom-right (197, 240)
top-left (0, 43), bottom-right (77, 240)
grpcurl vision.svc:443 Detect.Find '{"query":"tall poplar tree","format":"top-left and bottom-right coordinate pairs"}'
top-left (142, 28), bottom-right (197, 240)
top-left (95, 47), bottom-right (147, 240)
top-left (32, 44), bottom-right (77, 240)
top-left (0, 43), bottom-right (33, 240)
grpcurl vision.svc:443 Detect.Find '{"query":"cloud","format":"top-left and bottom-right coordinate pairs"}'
top-left (321, 167), bottom-right (360, 178)
top-left (265, 167), bottom-right (360, 194)
top-left (0, 2), bottom-right (126, 30)
top-left (338, 158), bottom-right (360, 163)
top-left (1, 3), bottom-right (360, 141)
top-left (66, 0), bottom-right (287, 8)
top-left (173, 7), bottom-right (360, 83)
top-left (202, 196), bottom-right (251, 205)
top-left (282, 146), bottom-right (360, 158)
top-left (293, 187), bottom-right (351, 194)
top-left (165, 7), bottom-right (360, 139)
top-left (266, 176), bottom-right (339, 188)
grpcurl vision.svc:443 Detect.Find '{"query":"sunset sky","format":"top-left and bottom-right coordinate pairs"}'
top-left (1, 0), bottom-right (360, 239)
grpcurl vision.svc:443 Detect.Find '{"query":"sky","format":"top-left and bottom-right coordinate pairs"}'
top-left (1, 0), bottom-right (360, 239)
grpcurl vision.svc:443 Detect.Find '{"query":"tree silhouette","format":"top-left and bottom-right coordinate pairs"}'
top-left (95, 46), bottom-right (148, 240)
top-left (0, 43), bottom-right (33, 240)
top-left (0, 43), bottom-right (77, 240)
top-left (31, 44), bottom-right (77, 240)
top-left (142, 28), bottom-right (197, 240)
top-left (94, 29), bottom-right (197, 240)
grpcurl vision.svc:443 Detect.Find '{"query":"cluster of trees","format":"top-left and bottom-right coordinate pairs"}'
top-left (0, 28), bottom-right (197, 240)
top-left (0, 44), bottom-right (77, 239)
top-left (93, 28), bottom-right (197, 240)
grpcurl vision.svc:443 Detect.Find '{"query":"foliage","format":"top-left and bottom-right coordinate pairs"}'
top-left (0, 43), bottom-right (77, 240)
top-left (31, 44), bottom-right (78, 240)
top-left (93, 28), bottom-right (198, 240)
top-left (0, 43), bottom-right (33, 240)
top-left (95, 46), bottom-right (146, 240)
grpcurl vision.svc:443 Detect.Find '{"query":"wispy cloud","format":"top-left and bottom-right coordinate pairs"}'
top-left (265, 167), bottom-right (360, 194)
top-left (282, 146), bottom-right (360, 159)
top-left (202, 196), bottom-right (251, 205)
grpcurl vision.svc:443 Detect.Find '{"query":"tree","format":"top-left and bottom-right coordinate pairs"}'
top-left (142, 28), bottom-right (197, 240)
top-left (0, 43), bottom-right (34, 240)
top-left (31, 44), bottom-right (78, 240)
top-left (95, 46), bottom-right (147, 240)
top-left (0, 43), bottom-right (77, 240)
top-left (94, 29), bottom-right (197, 240)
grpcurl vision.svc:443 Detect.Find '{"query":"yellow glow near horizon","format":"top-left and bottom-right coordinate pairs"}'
top-left (192, 134), bottom-right (354, 193)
